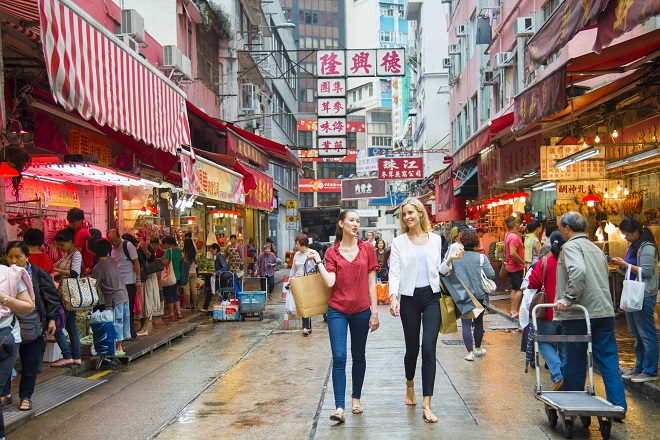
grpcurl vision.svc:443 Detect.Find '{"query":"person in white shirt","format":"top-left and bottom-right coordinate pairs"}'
top-left (388, 198), bottom-right (443, 424)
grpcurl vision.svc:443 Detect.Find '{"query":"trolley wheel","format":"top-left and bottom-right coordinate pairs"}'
top-left (563, 418), bottom-right (574, 439)
top-left (580, 416), bottom-right (591, 428)
top-left (259, 313), bottom-right (263, 321)
top-left (546, 407), bottom-right (558, 428)
top-left (240, 314), bottom-right (245, 322)
top-left (599, 418), bottom-right (611, 440)
top-left (110, 358), bottom-right (121, 370)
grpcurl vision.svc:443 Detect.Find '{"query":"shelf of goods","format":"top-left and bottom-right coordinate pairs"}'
top-left (488, 205), bottom-right (509, 241)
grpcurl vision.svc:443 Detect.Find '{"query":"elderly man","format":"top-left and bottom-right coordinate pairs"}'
top-left (108, 229), bottom-right (141, 340)
top-left (554, 211), bottom-right (627, 414)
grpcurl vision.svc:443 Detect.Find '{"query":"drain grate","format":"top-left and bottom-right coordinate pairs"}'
top-left (440, 340), bottom-right (489, 346)
top-left (489, 294), bottom-right (510, 301)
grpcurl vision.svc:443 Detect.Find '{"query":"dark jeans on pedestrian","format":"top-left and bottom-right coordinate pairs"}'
top-left (327, 305), bottom-right (371, 410)
top-left (461, 315), bottom-right (484, 353)
top-left (302, 317), bottom-right (312, 330)
top-left (625, 294), bottom-right (659, 376)
top-left (260, 275), bottom-right (275, 294)
top-left (560, 317), bottom-right (627, 412)
top-left (19, 336), bottom-right (46, 400)
top-left (54, 309), bottom-right (81, 360)
top-left (126, 283), bottom-right (137, 339)
top-left (400, 286), bottom-right (441, 397)
top-left (0, 343), bottom-right (19, 438)
top-left (163, 284), bottom-right (178, 304)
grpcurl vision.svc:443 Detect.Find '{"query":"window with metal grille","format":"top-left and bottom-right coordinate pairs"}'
top-left (196, 24), bottom-right (220, 94)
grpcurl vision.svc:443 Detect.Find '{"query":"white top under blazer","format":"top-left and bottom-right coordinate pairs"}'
top-left (388, 232), bottom-right (443, 299)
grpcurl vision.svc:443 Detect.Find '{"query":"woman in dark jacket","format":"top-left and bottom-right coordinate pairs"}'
top-left (5, 241), bottom-right (61, 411)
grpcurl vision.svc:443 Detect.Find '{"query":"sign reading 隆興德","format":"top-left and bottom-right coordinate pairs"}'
top-left (377, 157), bottom-right (423, 180)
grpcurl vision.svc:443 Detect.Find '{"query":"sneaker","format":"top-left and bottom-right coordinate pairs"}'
top-left (631, 372), bottom-right (659, 383)
top-left (622, 369), bottom-right (641, 379)
top-left (464, 353), bottom-right (475, 361)
top-left (474, 348), bottom-right (487, 357)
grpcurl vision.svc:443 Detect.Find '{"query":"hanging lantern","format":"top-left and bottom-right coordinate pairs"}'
top-left (185, 216), bottom-right (196, 224)
top-left (581, 194), bottom-right (601, 207)
top-left (517, 191), bottom-right (530, 204)
top-left (0, 162), bottom-right (18, 177)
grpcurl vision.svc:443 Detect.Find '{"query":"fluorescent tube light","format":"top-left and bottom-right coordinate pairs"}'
top-left (532, 182), bottom-right (556, 191)
top-left (554, 147), bottom-right (601, 169)
top-left (604, 148), bottom-right (660, 170)
top-left (506, 177), bottom-right (524, 184)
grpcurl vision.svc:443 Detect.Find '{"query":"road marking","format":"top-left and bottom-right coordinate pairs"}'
top-left (88, 370), bottom-right (113, 380)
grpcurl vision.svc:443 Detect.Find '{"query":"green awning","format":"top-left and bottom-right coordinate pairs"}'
top-left (454, 167), bottom-right (478, 198)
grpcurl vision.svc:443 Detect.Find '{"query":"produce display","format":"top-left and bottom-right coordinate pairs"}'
top-left (199, 255), bottom-right (215, 273)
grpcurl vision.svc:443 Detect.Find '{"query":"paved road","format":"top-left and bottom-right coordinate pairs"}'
top-left (11, 300), bottom-right (660, 440)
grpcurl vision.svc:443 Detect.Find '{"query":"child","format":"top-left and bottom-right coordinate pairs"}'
top-left (91, 239), bottom-right (130, 354)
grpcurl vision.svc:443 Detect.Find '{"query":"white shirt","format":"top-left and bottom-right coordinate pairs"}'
top-left (412, 241), bottom-right (431, 288)
top-left (389, 233), bottom-right (443, 298)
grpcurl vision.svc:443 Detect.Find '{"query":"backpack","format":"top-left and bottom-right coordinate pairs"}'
top-left (123, 241), bottom-right (147, 283)
top-left (529, 257), bottom-right (547, 320)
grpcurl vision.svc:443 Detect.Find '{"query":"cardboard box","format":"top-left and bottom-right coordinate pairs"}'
top-left (285, 313), bottom-right (301, 330)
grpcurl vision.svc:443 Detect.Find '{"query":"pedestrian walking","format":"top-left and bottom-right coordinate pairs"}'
top-left (161, 237), bottom-right (182, 319)
top-left (182, 237), bottom-right (200, 310)
top-left (554, 211), bottom-right (627, 414)
top-left (257, 244), bottom-right (277, 300)
top-left (610, 217), bottom-right (659, 383)
top-left (307, 209), bottom-right (379, 423)
top-left (52, 227), bottom-right (83, 367)
top-left (375, 239), bottom-right (389, 282)
top-left (107, 229), bottom-right (141, 339)
top-left (440, 229), bottom-right (494, 363)
top-left (290, 234), bottom-right (316, 335)
top-left (505, 216), bottom-right (526, 319)
top-left (527, 231), bottom-right (565, 390)
top-left (5, 241), bottom-right (59, 412)
top-left (524, 219), bottom-right (543, 267)
top-left (388, 198), bottom-right (443, 423)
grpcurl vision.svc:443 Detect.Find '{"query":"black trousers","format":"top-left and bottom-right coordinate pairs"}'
top-left (203, 273), bottom-right (233, 309)
top-left (126, 283), bottom-right (137, 339)
top-left (260, 275), bottom-right (275, 294)
top-left (400, 286), bottom-right (441, 397)
top-left (19, 336), bottom-right (46, 400)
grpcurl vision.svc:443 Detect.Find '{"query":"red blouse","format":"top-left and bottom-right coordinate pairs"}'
top-left (324, 240), bottom-right (380, 315)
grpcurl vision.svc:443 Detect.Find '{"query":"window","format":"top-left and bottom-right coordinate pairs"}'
top-left (346, 131), bottom-right (357, 150)
top-left (470, 95), bottom-right (478, 135)
top-left (299, 131), bottom-right (313, 149)
top-left (358, 88), bottom-right (363, 100)
top-left (379, 31), bottom-right (394, 42)
top-left (318, 193), bottom-right (341, 206)
top-left (371, 111), bottom-right (391, 123)
top-left (300, 193), bottom-right (315, 208)
top-left (368, 83), bottom-right (373, 97)
top-left (372, 136), bottom-right (392, 146)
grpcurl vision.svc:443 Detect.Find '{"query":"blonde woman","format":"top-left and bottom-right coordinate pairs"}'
top-left (388, 198), bottom-right (444, 423)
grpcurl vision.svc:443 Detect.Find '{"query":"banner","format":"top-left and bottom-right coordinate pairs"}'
top-left (377, 156), bottom-right (423, 180)
top-left (69, 127), bottom-right (113, 165)
top-left (298, 149), bottom-right (357, 162)
top-left (299, 179), bottom-right (342, 193)
top-left (183, 157), bottom-right (244, 204)
top-left (453, 128), bottom-right (490, 166)
top-left (244, 169), bottom-right (274, 211)
top-left (9, 178), bottom-right (80, 208)
top-left (513, 67), bottom-right (567, 131)
top-left (499, 134), bottom-right (542, 182)
top-left (594, 0), bottom-right (660, 53)
top-left (341, 178), bottom-right (387, 200)
top-left (227, 131), bottom-right (269, 169)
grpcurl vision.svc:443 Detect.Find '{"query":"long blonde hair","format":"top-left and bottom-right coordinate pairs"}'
top-left (398, 198), bottom-right (431, 234)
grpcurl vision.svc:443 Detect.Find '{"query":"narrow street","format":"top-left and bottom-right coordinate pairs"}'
top-left (11, 296), bottom-right (660, 439)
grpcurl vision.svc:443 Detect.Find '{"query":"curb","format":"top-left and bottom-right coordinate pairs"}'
top-left (487, 303), bottom-right (660, 405)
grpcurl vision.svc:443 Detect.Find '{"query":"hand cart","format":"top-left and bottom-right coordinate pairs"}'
top-left (532, 304), bottom-right (624, 439)
top-left (217, 270), bottom-right (236, 301)
top-left (237, 277), bottom-right (267, 321)
top-left (90, 301), bottom-right (121, 370)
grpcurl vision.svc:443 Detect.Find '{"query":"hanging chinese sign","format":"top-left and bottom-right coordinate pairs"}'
top-left (244, 171), bottom-right (274, 211)
top-left (377, 157), bottom-right (424, 180)
top-left (318, 138), bottom-right (347, 157)
top-left (317, 78), bottom-right (346, 97)
top-left (317, 98), bottom-right (346, 117)
top-left (341, 178), bottom-right (387, 200)
top-left (10, 178), bottom-right (80, 208)
top-left (69, 127), bottom-right (113, 166)
top-left (539, 145), bottom-right (605, 181)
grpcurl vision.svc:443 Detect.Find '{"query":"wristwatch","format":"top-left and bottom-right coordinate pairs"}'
top-left (1, 296), bottom-right (8, 306)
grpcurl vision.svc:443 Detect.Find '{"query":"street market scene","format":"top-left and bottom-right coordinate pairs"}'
top-left (0, 0), bottom-right (659, 439)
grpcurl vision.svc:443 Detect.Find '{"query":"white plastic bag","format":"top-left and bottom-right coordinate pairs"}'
top-left (620, 265), bottom-right (644, 312)
top-left (285, 288), bottom-right (297, 315)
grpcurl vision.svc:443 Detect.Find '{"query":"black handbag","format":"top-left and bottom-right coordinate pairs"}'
top-left (0, 319), bottom-right (16, 360)
top-left (145, 259), bottom-right (164, 275)
top-left (16, 310), bottom-right (41, 344)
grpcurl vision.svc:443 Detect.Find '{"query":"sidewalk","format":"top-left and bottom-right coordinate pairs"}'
top-left (487, 289), bottom-right (660, 404)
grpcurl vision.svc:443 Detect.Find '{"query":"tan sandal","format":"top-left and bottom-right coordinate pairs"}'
top-left (329, 408), bottom-right (345, 422)
top-left (405, 380), bottom-right (416, 405)
top-left (422, 406), bottom-right (438, 423)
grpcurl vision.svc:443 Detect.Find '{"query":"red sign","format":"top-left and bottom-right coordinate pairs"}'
top-left (478, 146), bottom-right (500, 199)
top-left (513, 67), bottom-right (567, 131)
top-left (298, 149), bottom-right (357, 163)
top-left (298, 119), bottom-right (365, 133)
top-left (10, 178), bottom-right (80, 208)
top-left (226, 131), bottom-right (269, 169)
top-left (499, 134), bottom-right (541, 182)
top-left (453, 128), bottom-right (490, 166)
top-left (69, 127), bottom-right (113, 166)
top-left (299, 179), bottom-right (342, 193)
top-left (377, 157), bottom-right (423, 180)
top-left (594, 0), bottom-right (660, 53)
top-left (244, 169), bottom-right (274, 211)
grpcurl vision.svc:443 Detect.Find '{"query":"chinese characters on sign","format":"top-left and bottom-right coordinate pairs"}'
top-left (10, 178), bottom-right (80, 208)
top-left (318, 137), bottom-right (347, 157)
top-left (69, 127), bottom-right (113, 166)
top-left (341, 178), bottom-right (387, 200)
top-left (539, 145), bottom-right (605, 181)
top-left (317, 78), bottom-right (346, 97)
top-left (377, 157), bottom-right (424, 180)
top-left (299, 179), bottom-right (343, 193)
top-left (376, 49), bottom-right (405, 76)
top-left (317, 118), bottom-right (347, 136)
top-left (317, 98), bottom-right (346, 116)
top-left (317, 51), bottom-right (345, 77)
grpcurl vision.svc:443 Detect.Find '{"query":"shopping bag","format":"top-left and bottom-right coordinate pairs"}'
top-left (161, 260), bottom-right (177, 287)
top-left (439, 295), bottom-right (458, 334)
top-left (376, 282), bottom-right (389, 303)
top-left (134, 287), bottom-right (143, 315)
top-left (289, 264), bottom-right (331, 318)
top-left (460, 288), bottom-right (485, 319)
top-left (59, 276), bottom-right (98, 310)
top-left (285, 288), bottom-right (297, 315)
top-left (439, 274), bottom-right (476, 317)
top-left (480, 254), bottom-right (496, 293)
top-left (620, 265), bottom-right (645, 312)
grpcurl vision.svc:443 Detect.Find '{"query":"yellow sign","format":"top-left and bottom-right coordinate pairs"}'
top-left (286, 200), bottom-right (297, 209)
top-left (286, 215), bottom-right (298, 223)
top-left (13, 178), bottom-right (80, 208)
top-left (69, 127), bottom-right (113, 166)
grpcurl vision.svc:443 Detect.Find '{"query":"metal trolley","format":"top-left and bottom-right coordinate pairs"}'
top-left (237, 277), bottom-right (267, 321)
top-left (531, 304), bottom-right (624, 439)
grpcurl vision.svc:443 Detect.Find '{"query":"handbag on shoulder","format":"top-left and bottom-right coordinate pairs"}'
top-left (479, 254), bottom-right (496, 293)
top-left (58, 257), bottom-right (98, 310)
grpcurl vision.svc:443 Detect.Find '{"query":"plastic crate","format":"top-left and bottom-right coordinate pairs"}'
top-left (212, 299), bottom-right (240, 321)
top-left (237, 291), bottom-right (266, 314)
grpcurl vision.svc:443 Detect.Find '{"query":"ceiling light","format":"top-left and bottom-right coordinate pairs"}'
top-left (523, 171), bottom-right (538, 177)
top-left (594, 135), bottom-right (601, 143)
top-left (612, 129), bottom-right (619, 139)
top-left (605, 148), bottom-right (660, 169)
top-left (532, 182), bottom-right (556, 191)
top-left (616, 182), bottom-right (621, 192)
top-left (554, 147), bottom-right (601, 169)
top-left (506, 177), bottom-right (524, 184)
top-left (624, 187), bottom-right (629, 195)
top-left (582, 194), bottom-right (601, 207)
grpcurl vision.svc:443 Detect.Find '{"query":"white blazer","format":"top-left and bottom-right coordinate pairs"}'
top-left (388, 232), bottom-right (443, 299)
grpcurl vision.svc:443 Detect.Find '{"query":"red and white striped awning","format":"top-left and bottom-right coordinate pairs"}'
top-left (0, 0), bottom-right (191, 156)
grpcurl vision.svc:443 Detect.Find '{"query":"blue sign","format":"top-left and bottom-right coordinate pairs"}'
top-left (369, 192), bottom-right (407, 206)
top-left (368, 148), bottom-right (414, 157)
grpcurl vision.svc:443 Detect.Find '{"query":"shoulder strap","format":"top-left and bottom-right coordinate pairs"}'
top-left (123, 240), bottom-right (131, 261)
top-left (542, 256), bottom-right (547, 281)
top-left (479, 254), bottom-right (484, 267)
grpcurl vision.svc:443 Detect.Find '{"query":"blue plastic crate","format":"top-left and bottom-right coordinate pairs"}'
top-left (237, 291), bottom-right (266, 313)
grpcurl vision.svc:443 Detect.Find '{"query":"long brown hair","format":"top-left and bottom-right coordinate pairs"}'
top-left (334, 210), bottom-right (358, 244)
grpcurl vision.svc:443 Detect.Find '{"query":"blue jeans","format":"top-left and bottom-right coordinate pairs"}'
top-left (54, 309), bottom-right (81, 360)
top-left (0, 343), bottom-right (19, 437)
top-left (327, 305), bottom-right (371, 410)
top-left (111, 301), bottom-right (131, 342)
top-left (625, 294), bottom-right (659, 376)
top-left (537, 320), bottom-right (563, 384)
top-left (560, 317), bottom-right (627, 412)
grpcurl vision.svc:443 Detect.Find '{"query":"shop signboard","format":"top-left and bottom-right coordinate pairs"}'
top-left (299, 179), bottom-right (342, 193)
top-left (10, 177), bottom-right (80, 208)
top-left (69, 127), bottom-right (113, 166)
top-left (226, 131), bottom-right (269, 169)
top-left (317, 78), bottom-right (346, 97)
top-left (356, 156), bottom-right (378, 174)
top-left (298, 119), bottom-right (365, 133)
top-left (341, 178), bottom-right (387, 200)
top-left (540, 145), bottom-right (605, 181)
top-left (317, 98), bottom-right (346, 117)
top-left (499, 134), bottom-right (541, 183)
top-left (478, 146), bottom-right (500, 199)
top-left (377, 156), bottom-right (423, 180)
top-left (244, 172), bottom-right (274, 211)
top-left (182, 156), bottom-right (245, 204)
top-left (298, 149), bottom-right (358, 163)
top-left (605, 117), bottom-right (659, 160)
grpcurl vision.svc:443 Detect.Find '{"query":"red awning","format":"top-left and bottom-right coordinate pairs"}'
top-left (186, 101), bottom-right (227, 132)
top-left (235, 162), bottom-right (274, 211)
top-left (489, 112), bottom-right (514, 134)
top-left (228, 124), bottom-right (302, 168)
top-left (1, 0), bottom-right (191, 155)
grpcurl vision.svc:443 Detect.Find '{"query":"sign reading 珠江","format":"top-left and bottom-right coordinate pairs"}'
top-left (377, 157), bottom-right (424, 180)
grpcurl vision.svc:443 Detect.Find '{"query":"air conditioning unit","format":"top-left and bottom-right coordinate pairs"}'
top-left (494, 51), bottom-right (514, 69)
top-left (481, 70), bottom-right (498, 86)
top-left (442, 58), bottom-right (451, 69)
top-left (448, 44), bottom-right (461, 55)
top-left (163, 45), bottom-right (192, 79)
top-left (514, 16), bottom-right (535, 37)
top-left (115, 34), bottom-right (139, 52)
top-left (121, 9), bottom-right (145, 43)
top-left (455, 24), bottom-right (467, 37)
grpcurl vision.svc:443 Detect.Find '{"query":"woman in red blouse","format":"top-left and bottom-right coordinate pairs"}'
top-left (308, 210), bottom-right (380, 423)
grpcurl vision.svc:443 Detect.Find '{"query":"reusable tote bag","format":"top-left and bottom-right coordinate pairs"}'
top-left (58, 256), bottom-right (98, 310)
top-left (439, 295), bottom-right (458, 334)
top-left (620, 265), bottom-right (645, 312)
top-left (289, 263), bottom-right (331, 318)
top-left (161, 259), bottom-right (177, 287)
